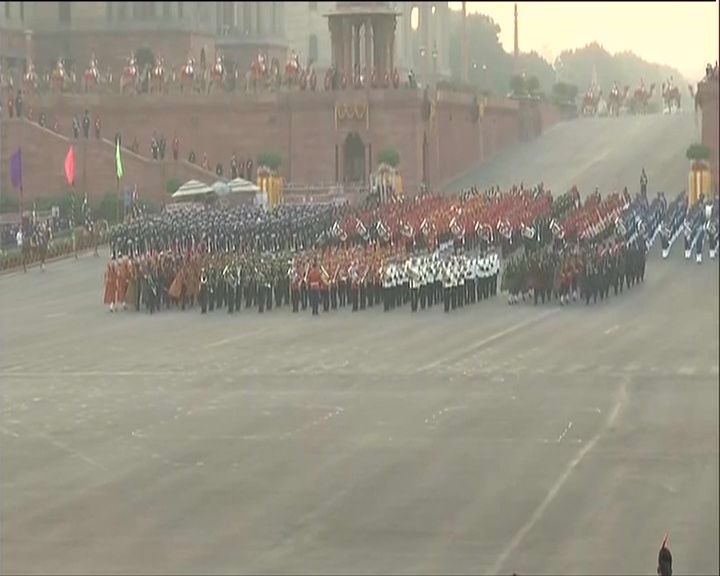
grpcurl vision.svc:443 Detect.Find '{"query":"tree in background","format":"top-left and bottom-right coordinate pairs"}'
top-left (446, 14), bottom-right (685, 100)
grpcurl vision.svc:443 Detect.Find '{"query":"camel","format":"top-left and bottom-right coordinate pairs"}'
top-left (50, 59), bottom-right (69, 94)
top-left (661, 82), bottom-right (681, 114)
top-left (606, 85), bottom-right (629, 117)
top-left (581, 89), bottom-right (603, 116)
top-left (23, 62), bottom-right (39, 95)
top-left (206, 56), bottom-right (225, 94)
top-left (150, 58), bottom-right (168, 94)
top-left (630, 82), bottom-right (655, 115)
top-left (0, 65), bottom-right (14, 94)
top-left (179, 57), bottom-right (199, 93)
top-left (284, 54), bottom-right (303, 89)
top-left (245, 55), bottom-right (279, 91)
top-left (82, 54), bottom-right (111, 93)
top-left (120, 56), bottom-right (140, 94)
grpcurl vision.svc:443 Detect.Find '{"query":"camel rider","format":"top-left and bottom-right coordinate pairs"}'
top-left (667, 75), bottom-right (674, 91)
top-left (640, 78), bottom-right (646, 92)
top-left (612, 81), bottom-right (619, 95)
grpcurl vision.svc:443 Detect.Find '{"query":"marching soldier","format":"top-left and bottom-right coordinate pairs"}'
top-left (307, 258), bottom-right (322, 316)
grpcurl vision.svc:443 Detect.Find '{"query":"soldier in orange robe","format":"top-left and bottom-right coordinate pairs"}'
top-left (116, 258), bottom-right (130, 310)
top-left (103, 261), bottom-right (118, 312)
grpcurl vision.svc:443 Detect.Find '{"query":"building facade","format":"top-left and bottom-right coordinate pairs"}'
top-left (0, 1), bottom-right (452, 81)
top-left (0, 1), bottom-right (290, 76)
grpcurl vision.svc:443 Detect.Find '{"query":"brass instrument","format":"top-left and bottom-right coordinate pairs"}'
top-left (320, 264), bottom-right (330, 284)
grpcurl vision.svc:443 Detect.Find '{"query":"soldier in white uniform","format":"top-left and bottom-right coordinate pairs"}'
top-left (419, 258), bottom-right (429, 310)
top-left (442, 260), bottom-right (453, 313)
top-left (408, 258), bottom-right (420, 312)
top-left (464, 257), bottom-right (476, 305)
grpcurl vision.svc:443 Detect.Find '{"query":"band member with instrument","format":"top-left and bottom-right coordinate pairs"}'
top-left (350, 260), bottom-right (360, 312)
top-left (301, 261), bottom-right (310, 311)
top-left (320, 261), bottom-right (331, 312)
top-left (307, 258), bottom-right (322, 316)
top-left (330, 260), bottom-right (340, 310)
top-left (290, 261), bottom-right (301, 313)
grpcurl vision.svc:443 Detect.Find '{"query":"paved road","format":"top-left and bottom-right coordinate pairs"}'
top-left (1, 243), bottom-right (717, 575)
top-left (1, 111), bottom-right (718, 575)
top-left (445, 112), bottom-right (699, 196)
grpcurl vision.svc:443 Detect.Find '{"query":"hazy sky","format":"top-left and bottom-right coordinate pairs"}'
top-left (449, 2), bottom-right (719, 81)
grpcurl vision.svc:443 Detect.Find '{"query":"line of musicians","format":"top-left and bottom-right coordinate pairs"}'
top-left (288, 251), bottom-right (501, 315)
top-left (106, 244), bottom-right (502, 315)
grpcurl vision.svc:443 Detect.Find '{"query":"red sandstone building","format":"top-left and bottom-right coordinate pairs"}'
top-left (1, 2), bottom-right (563, 204)
top-left (697, 76), bottom-right (719, 189)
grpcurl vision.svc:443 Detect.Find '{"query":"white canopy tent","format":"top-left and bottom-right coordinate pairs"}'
top-left (227, 178), bottom-right (261, 195)
top-left (171, 179), bottom-right (214, 200)
top-left (212, 180), bottom-right (231, 197)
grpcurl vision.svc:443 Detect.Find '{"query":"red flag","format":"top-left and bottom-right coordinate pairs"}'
top-left (64, 145), bottom-right (75, 186)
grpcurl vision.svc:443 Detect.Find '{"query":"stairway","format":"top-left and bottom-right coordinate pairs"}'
top-left (1, 118), bottom-right (219, 204)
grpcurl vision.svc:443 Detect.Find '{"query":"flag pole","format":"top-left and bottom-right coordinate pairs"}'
top-left (71, 185), bottom-right (77, 258)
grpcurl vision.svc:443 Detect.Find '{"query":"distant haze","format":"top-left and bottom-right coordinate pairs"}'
top-left (449, 2), bottom-right (719, 82)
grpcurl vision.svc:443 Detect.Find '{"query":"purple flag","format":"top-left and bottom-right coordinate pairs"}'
top-left (9, 147), bottom-right (22, 189)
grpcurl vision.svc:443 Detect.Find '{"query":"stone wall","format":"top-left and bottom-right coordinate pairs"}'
top-left (1, 118), bottom-right (217, 204)
top-left (12, 87), bottom-right (565, 201)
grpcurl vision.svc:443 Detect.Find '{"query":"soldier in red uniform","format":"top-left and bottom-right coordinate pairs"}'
top-left (307, 258), bottom-right (321, 315)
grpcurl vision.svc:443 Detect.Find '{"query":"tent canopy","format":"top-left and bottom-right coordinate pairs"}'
top-left (172, 179), bottom-right (214, 200)
top-left (227, 177), bottom-right (261, 195)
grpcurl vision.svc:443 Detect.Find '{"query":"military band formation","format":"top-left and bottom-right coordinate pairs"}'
top-left (102, 178), bottom-right (719, 316)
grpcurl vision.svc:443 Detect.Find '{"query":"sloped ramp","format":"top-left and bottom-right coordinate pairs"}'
top-left (445, 113), bottom-right (699, 197)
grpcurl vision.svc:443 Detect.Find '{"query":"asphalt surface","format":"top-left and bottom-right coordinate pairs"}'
top-left (2, 113), bottom-right (718, 576)
top-left (445, 112), bottom-right (700, 196)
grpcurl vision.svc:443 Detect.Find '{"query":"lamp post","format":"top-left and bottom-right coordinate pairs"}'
top-left (431, 46), bottom-right (438, 81)
top-left (482, 64), bottom-right (487, 93)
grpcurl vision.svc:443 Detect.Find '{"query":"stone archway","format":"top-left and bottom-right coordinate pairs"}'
top-left (343, 132), bottom-right (366, 183)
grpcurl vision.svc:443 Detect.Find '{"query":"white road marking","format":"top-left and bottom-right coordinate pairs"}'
top-left (34, 431), bottom-right (108, 472)
top-left (604, 325), bottom-right (619, 335)
top-left (204, 338), bottom-right (230, 349)
top-left (557, 421), bottom-right (573, 443)
top-left (46, 312), bottom-right (68, 319)
top-left (419, 310), bottom-right (559, 371)
top-left (489, 378), bottom-right (628, 575)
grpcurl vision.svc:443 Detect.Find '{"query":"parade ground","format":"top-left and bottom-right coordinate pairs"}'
top-left (1, 243), bottom-right (718, 575)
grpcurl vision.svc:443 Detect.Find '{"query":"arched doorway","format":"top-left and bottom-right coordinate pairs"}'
top-left (422, 131), bottom-right (429, 188)
top-left (343, 132), bottom-right (366, 183)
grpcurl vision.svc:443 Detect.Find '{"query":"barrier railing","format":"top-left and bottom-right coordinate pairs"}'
top-left (0, 229), bottom-right (108, 272)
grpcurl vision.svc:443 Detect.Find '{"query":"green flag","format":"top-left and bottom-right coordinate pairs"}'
top-left (115, 139), bottom-right (124, 181)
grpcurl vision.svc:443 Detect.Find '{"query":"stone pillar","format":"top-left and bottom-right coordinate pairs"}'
top-left (353, 22), bottom-right (361, 73)
top-left (342, 18), bottom-right (352, 79)
top-left (364, 18), bottom-right (372, 74)
top-left (373, 20), bottom-right (385, 78)
top-left (389, 18), bottom-right (396, 74)
top-left (330, 18), bottom-right (341, 68)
